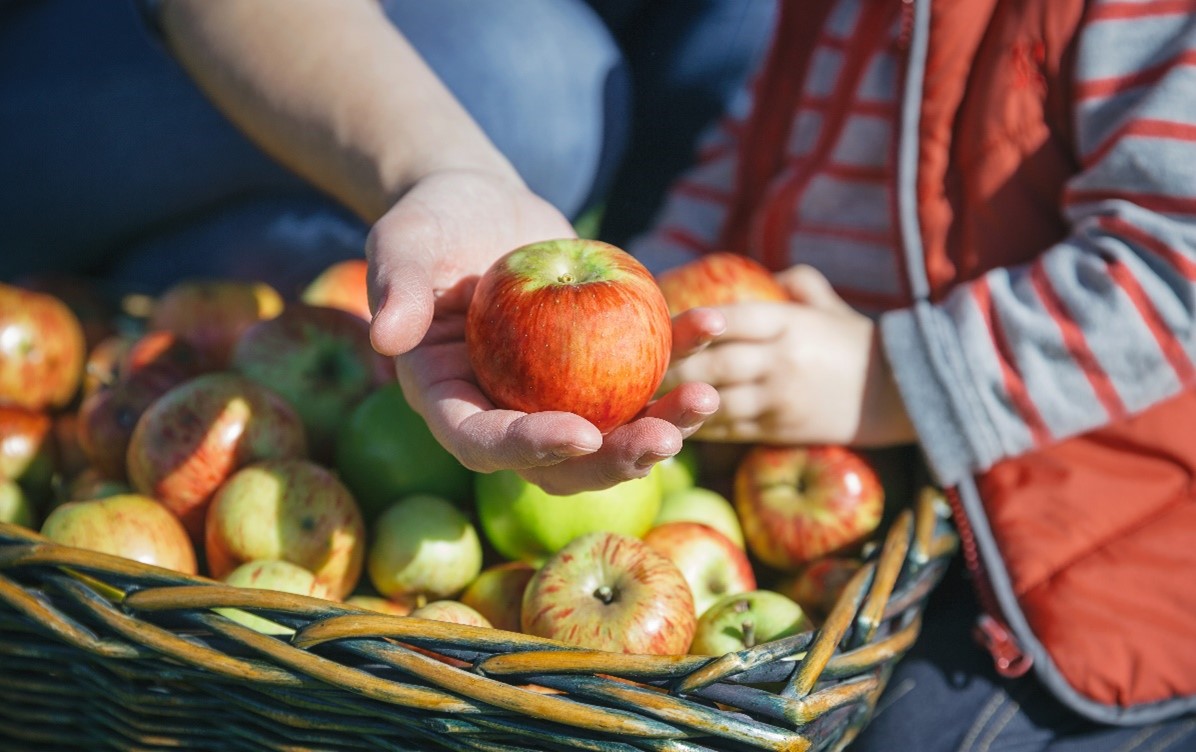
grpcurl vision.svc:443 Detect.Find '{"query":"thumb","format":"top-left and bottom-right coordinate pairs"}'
top-left (776, 264), bottom-right (852, 312)
top-left (368, 256), bottom-right (435, 356)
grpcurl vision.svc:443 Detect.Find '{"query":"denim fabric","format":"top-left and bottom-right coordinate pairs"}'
top-left (0, 0), bottom-right (629, 290)
top-left (848, 561), bottom-right (1196, 752)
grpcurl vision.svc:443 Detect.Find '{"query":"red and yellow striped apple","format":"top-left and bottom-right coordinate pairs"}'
top-left (465, 238), bottom-right (671, 434)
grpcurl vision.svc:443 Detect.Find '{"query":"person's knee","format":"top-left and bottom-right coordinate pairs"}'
top-left (381, 0), bottom-right (630, 219)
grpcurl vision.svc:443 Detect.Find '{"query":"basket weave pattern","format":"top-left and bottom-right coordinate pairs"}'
top-left (0, 490), bottom-right (956, 752)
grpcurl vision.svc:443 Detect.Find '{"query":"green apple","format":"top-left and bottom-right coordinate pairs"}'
top-left (367, 494), bottom-right (483, 601)
top-left (218, 559), bottom-right (331, 635)
top-left (336, 383), bottom-right (474, 521)
top-left (475, 470), bottom-right (663, 566)
top-left (651, 442), bottom-right (699, 497)
top-left (410, 600), bottom-right (492, 627)
top-left (653, 486), bottom-right (745, 549)
top-left (690, 590), bottom-right (809, 656)
top-left (0, 478), bottom-right (37, 528)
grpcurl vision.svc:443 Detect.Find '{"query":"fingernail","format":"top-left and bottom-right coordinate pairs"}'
top-left (550, 442), bottom-right (599, 461)
top-left (678, 409), bottom-right (713, 430)
top-left (635, 451), bottom-right (677, 469)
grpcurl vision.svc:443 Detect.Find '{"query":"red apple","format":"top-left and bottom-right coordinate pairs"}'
top-left (0, 282), bottom-right (87, 411)
top-left (773, 556), bottom-right (864, 621)
top-left (39, 493), bottom-right (197, 575)
top-left (734, 445), bottom-right (884, 572)
top-left (301, 258), bottom-right (371, 321)
top-left (126, 372), bottom-right (308, 540)
top-left (410, 600), bottom-right (493, 628)
top-left (654, 252), bottom-right (789, 316)
top-left (521, 531), bottom-right (696, 655)
top-left (642, 521), bottom-right (756, 618)
top-left (367, 494), bottom-right (483, 602)
top-left (204, 458), bottom-right (366, 600)
top-left (459, 561), bottom-right (536, 633)
top-left (0, 405), bottom-right (57, 501)
top-left (465, 238), bottom-right (672, 434)
top-left (13, 273), bottom-right (118, 354)
top-left (77, 330), bottom-right (209, 480)
top-left (149, 278), bottom-right (283, 368)
top-left (231, 303), bottom-right (392, 461)
top-left (690, 590), bottom-right (809, 655)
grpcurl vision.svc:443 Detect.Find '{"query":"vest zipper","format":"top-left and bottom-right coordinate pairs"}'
top-left (943, 486), bottom-right (1033, 678)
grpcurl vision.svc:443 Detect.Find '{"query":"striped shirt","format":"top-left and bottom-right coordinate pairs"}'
top-left (630, 0), bottom-right (1196, 485)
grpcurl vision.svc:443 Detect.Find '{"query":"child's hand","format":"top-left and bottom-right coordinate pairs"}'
top-left (664, 265), bottom-right (916, 448)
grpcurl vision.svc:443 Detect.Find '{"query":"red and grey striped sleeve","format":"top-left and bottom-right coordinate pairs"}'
top-left (626, 88), bottom-right (753, 276)
top-left (883, 1), bottom-right (1196, 484)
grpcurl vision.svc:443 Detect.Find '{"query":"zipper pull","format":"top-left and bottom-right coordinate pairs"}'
top-left (973, 613), bottom-right (1033, 678)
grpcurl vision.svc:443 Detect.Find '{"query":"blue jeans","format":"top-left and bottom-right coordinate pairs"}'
top-left (0, 0), bottom-right (776, 297)
top-left (847, 561), bottom-right (1196, 752)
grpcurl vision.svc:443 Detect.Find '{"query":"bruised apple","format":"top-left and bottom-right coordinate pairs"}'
top-left (734, 444), bottom-right (883, 572)
top-left (654, 252), bottom-right (789, 316)
top-left (40, 493), bottom-right (197, 574)
top-left (465, 239), bottom-right (671, 434)
top-left (204, 459), bottom-right (366, 600)
top-left (126, 372), bottom-right (308, 540)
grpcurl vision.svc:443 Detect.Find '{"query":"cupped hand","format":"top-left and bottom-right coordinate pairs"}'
top-left (366, 169), bottom-right (722, 494)
top-left (664, 265), bottom-right (915, 447)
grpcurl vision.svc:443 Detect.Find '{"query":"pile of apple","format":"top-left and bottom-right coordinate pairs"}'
top-left (0, 242), bottom-right (886, 658)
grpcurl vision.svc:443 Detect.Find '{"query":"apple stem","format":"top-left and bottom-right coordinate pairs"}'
top-left (742, 620), bottom-right (756, 649)
top-left (594, 585), bottom-right (615, 605)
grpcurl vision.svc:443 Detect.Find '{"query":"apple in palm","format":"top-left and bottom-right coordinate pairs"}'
top-left (475, 469), bottom-right (662, 566)
top-left (149, 278), bottom-right (283, 368)
top-left (522, 531), bottom-right (695, 654)
top-left (335, 382), bottom-right (473, 520)
top-left (231, 303), bottom-right (392, 461)
top-left (654, 252), bottom-right (789, 316)
top-left (466, 238), bottom-right (672, 434)
top-left (0, 282), bottom-right (87, 411)
top-left (459, 561), bottom-right (536, 633)
top-left (653, 485), bottom-right (745, 549)
top-left (367, 494), bottom-right (483, 602)
top-left (204, 458), bottom-right (366, 600)
top-left (642, 521), bottom-right (756, 618)
top-left (301, 258), bottom-right (371, 321)
top-left (39, 493), bottom-right (197, 575)
top-left (734, 444), bottom-right (883, 572)
top-left (690, 590), bottom-right (809, 656)
top-left (126, 372), bottom-right (308, 540)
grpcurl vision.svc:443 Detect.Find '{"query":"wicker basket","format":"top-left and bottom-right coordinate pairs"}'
top-left (0, 488), bottom-right (956, 752)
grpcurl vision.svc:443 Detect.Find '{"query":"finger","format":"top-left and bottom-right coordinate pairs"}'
top-left (776, 264), bottom-right (852, 313)
top-left (698, 381), bottom-right (772, 433)
top-left (671, 307), bottom-right (727, 359)
top-left (667, 342), bottom-right (773, 389)
top-left (520, 417), bottom-right (683, 495)
top-left (416, 376), bottom-right (604, 473)
top-left (640, 381), bottom-right (720, 438)
top-left (367, 254), bottom-right (436, 357)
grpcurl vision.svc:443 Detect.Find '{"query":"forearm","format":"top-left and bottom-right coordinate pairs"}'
top-left (159, 0), bottom-right (521, 222)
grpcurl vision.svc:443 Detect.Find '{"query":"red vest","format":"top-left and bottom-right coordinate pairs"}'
top-left (730, 1), bottom-right (1196, 723)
